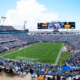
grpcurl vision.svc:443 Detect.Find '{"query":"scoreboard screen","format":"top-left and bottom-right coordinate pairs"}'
top-left (64, 22), bottom-right (75, 29)
top-left (38, 23), bottom-right (48, 29)
top-left (38, 22), bottom-right (75, 29)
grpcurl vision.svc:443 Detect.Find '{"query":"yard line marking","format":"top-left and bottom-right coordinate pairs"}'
top-left (55, 43), bottom-right (64, 64)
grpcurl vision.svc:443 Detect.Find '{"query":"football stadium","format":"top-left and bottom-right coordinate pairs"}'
top-left (0, 0), bottom-right (80, 80)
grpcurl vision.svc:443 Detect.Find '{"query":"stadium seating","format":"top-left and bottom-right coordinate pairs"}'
top-left (1, 26), bottom-right (80, 79)
top-left (0, 26), bottom-right (15, 30)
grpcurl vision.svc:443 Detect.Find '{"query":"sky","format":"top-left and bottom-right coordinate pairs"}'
top-left (0, 0), bottom-right (80, 31)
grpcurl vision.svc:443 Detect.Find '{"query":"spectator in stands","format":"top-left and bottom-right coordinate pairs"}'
top-left (47, 77), bottom-right (50, 80)
top-left (52, 75), bottom-right (55, 80)
top-left (57, 74), bottom-right (60, 80)
top-left (44, 75), bottom-right (47, 80)
top-left (44, 70), bottom-right (47, 74)
top-left (30, 68), bottom-right (33, 74)
top-left (38, 75), bottom-right (44, 80)
top-left (75, 73), bottom-right (79, 80)
top-left (48, 70), bottom-right (52, 75)
top-left (0, 67), bottom-right (2, 76)
top-left (40, 69), bottom-right (44, 74)
top-left (37, 70), bottom-right (40, 77)
top-left (15, 66), bottom-right (18, 72)
top-left (66, 70), bottom-right (69, 74)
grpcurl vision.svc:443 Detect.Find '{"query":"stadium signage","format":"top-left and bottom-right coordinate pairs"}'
top-left (42, 23), bottom-right (48, 27)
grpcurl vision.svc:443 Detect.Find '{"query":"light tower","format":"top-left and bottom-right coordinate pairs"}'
top-left (24, 21), bottom-right (27, 30)
top-left (1, 17), bottom-right (6, 26)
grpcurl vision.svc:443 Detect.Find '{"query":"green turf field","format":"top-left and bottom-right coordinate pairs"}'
top-left (0, 42), bottom-right (63, 64)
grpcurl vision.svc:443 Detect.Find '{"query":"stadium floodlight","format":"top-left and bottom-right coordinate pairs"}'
top-left (1, 17), bottom-right (6, 19)
top-left (1, 17), bottom-right (7, 26)
top-left (24, 21), bottom-right (27, 30)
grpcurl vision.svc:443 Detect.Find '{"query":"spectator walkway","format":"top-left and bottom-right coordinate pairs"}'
top-left (0, 72), bottom-right (31, 80)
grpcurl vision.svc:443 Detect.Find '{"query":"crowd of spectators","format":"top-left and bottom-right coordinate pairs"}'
top-left (0, 57), bottom-right (80, 80)
top-left (0, 26), bottom-right (80, 79)
top-left (0, 33), bottom-right (37, 52)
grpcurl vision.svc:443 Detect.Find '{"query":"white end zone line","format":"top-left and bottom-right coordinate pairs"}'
top-left (55, 43), bottom-right (64, 65)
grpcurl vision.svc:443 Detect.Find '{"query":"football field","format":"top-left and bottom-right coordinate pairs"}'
top-left (0, 42), bottom-right (63, 64)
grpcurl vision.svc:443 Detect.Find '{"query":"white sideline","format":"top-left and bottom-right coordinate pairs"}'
top-left (55, 43), bottom-right (64, 64)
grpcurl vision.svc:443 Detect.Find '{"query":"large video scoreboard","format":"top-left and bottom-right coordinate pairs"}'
top-left (37, 22), bottom-right (75, 29)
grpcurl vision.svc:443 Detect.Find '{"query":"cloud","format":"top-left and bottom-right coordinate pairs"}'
top-left (4, 0), bottom-right (59, 30)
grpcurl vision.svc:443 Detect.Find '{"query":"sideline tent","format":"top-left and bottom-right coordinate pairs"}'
top-left (60, 66), bottom-right (72, 71)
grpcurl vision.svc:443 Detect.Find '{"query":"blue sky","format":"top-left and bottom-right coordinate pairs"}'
top-left (0, 0), bottom-right (17, 16)
top-left (0, 0), bottom-right (80, 30)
